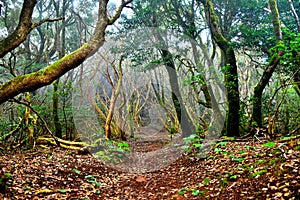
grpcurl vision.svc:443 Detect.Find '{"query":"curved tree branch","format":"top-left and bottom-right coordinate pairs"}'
top-left (0, 0), bottom-right (37, 58)
top-left (0, 0), bottom-right (132, 104)
top-left (0, 0), bottom-right (63, 58)
top-left (32, 17), bottom-right (63, 29)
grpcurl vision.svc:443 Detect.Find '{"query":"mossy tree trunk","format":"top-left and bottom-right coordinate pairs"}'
top-left (199, 0), bottom-right (240, 137)
top-left (0, 0), bottom-right (37, 58)
top-left (173, 0), bottom-right (225, 130)
top-left (52, 79), bottom-right (62, 138)
top-left (252, 0), bottom-right (283, 127)
top-left (161, 49), bottom-right (196, 138)
top-left (0, 0), bottom-right (133, 104)
top-left (151, 14), bottom-right (196, 137)
top-left (24, 92), bottom-right (37, 147)
top-left (51, 0), bottom-right (68, 139)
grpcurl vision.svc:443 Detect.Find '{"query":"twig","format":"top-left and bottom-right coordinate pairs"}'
top-left (32, 17), bottom-right (64, 29)
top-left (109, 0), bottom-right (133, 25)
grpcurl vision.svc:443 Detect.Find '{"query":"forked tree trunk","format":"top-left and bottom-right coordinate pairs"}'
top-left (200, 0), bottom-right (240, 137)
top-left (105, 58), bottom-right (123, 139)
top-left (252, 0), bottom-right (283, 127)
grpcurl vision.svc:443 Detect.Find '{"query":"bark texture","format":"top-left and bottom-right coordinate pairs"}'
top-left (200, 0), bottom-right (240, 137)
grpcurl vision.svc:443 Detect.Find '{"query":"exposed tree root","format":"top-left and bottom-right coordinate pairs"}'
top-left (37, 137), bottom-right (86, 151)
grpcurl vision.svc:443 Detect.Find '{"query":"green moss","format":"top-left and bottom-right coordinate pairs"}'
top-left (43, 43), bottom-right (90, 74)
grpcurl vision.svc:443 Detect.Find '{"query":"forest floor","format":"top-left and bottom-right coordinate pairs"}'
top-left (0, 135), bottom-right (300, 200)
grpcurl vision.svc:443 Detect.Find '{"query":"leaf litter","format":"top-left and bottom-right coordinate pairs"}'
top-left (0, 137), bottom-right (299, 199)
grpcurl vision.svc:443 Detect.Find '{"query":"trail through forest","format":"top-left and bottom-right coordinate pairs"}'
top-left (1, 135), bottom-right (299, 199)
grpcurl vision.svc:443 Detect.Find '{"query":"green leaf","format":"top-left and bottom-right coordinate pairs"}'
top-left (238, 150), bottom-right (247, 154)
top-left (178, 189), bottom-right (187, 195)
top-left (4, 173), bottom-right (12, 179)
top-left (115, 148), bottom-right (125, 153)
top-left (203, 178), bottom-right (210, 185)
top-left (59, 189), bottom-right (67, 194)
top-left (85, 175), bottom-right (94, 179)
top-left (263, 142), bottom-right (275, 148)
top-left (214, 148), bottom-right (222, 153)
top-left (191, 189), bottom-right (201, 196)
top-left (250, 169), bottom-right (267, 178)
top-left (181, 145), bottom-right (191, 153)
top-left (123, 142), bottom-right (129, 147)
top-left (95, 190), bottom-right (100, 194)
top-left (256, 159), bottom-right (265, 165)
top-left (248, 166), bottom-right (254, 171)
top-left (244, 145), bottom-right (257, 150)
top-left (94, 182), bottom-right (101, 187)
top-left (193, 143), bottom-right (202, 148)
top-left (230, 175), bottom-right (237, 179)
top-left (217, 141), bottom-right (228, 147)
top-left (117, 141), bottom-right (129, 148)
top-left (96, 151), bottom-right (104, 156)
top-left (221, 178), bottom-right (228, 186)
top-left (183, 134), bottom-right (198, 143)
top-left (234, 157), bottom-right (245, 162)
top-left (73, 168), bottom-right (81, 174)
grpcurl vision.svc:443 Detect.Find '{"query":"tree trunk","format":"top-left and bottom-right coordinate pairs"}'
top-left (52, 79), bottom-right (62, 138)
top-left (0, 0), bottom-right (133, 104)
top-left (200, 0), bottom-right (240, 137)
top-left (105, 58), bottom-right (123, 139)
top-left (51, 0), bottom-right (66, 139)
top-left (161, 49), bottom-right (196, 138)
top-left (24, 92), bottom-right (34, 147)
top-left (287, 0), bottom-right (300, 32)
top-left (0, 0), bottom-right (37, 58)
top-left (252, 0), bottom-right (283, 127)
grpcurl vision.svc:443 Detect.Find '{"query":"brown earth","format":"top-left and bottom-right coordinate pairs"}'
top-left (0, 135), bottom-right (299, 200)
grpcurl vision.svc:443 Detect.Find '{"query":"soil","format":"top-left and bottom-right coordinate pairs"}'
top-left (0, 135), bottom-right (299, 200)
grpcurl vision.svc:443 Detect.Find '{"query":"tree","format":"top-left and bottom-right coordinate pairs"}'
top-left (0, 0), bottom-right (133, 104)
top-left (198, 0), bottom-right (240, 137)
top-left (104, 56), bottom-right (124, 139)
top-left (252, 0), bottom-right (283, 127)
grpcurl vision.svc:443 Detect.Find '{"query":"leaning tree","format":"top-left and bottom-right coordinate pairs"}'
top-left (0, 0), bottom-right (133, 104)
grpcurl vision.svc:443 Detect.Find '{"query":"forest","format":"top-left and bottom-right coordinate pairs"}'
top-left (0, 0), bottom-right (299, 199)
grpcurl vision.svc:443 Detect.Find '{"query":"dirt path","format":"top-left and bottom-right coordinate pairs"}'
top-left (0, 136), bottom-right (300, 199)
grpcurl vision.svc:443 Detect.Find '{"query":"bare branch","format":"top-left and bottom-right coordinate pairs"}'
top-left (109, 0), bottom-right (133, 25)
top-left (288, 0), bottom-right (300, 32)
top-left (32, 17), bottom-right (64, 29)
